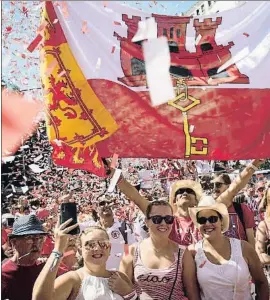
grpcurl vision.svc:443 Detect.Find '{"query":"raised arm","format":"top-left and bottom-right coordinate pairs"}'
top-left (32, 218), bottom-right (79, 300)
top-left (216, 159), bottom-right (264, 207)
top-left (117, 178), bottom-right (150, 216)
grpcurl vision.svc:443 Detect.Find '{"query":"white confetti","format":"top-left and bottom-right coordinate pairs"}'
top-left (132, 17), bottom-right (157, 43)
top-left (143, 37), bottom-right (175, 106)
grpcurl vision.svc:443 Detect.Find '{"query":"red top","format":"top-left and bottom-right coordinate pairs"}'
top-left (169, 216), bottom-right (201, 246)
top-left (2, 228), bottom-right (8, 245)
top-left (2, 259), bottom-right (45, 300)
top-left (224, 203), bottom-right (255, 241)
top-left (41, 235), bottom-right (54, 256)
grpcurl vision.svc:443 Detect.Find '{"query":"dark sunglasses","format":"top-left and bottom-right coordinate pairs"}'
top-left (175, 188), bottom-right (196, 196)
top-left (213, 182), bottom-right (226, 189)
top-left (148, 215), bottom-right (174, 225)
top-left (197, 215), bottom-right (219, 225)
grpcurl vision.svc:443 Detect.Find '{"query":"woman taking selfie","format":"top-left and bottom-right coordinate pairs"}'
top-left (116, 200), bottom-right (200, 300)
top-left (256, 187), bottom-right (270, 289)
top-left (32, 218), bottom-right (133, 300)
top-left (188, 196), bottom-right (269, 300)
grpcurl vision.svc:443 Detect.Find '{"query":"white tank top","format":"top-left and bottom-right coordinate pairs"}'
top-left (75, 274), bottom-right (123, 300)
top-left (195, 238), bottom-right (252, 300)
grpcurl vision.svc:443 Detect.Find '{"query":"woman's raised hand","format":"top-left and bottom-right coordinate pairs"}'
top-left (54, 218), bottom-right (79, 253)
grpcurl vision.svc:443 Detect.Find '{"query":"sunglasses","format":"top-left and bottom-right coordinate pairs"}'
top-left (213, 182), bottom-right (226, 189)
top-left (148, 215), bottom-right (175, 225)
top-left (197, 216), bottom-right (219, 225)
top-left (84, 240), bottom-right (111, 250)
top-left (175, 188), bottom-right (196, 196)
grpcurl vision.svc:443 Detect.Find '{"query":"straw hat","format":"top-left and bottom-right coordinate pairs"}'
top-left (188, 196), bottom-right (229, 233)
top-left (169, 180), bottom-right (203, 206)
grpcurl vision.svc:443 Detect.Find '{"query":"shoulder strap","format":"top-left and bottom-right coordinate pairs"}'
top-left (232, 202), bottom-right (245, 231)
top-left (168, 248), bottom-right (181, 300)
top-left (119, 221), bottom-right (128, 244)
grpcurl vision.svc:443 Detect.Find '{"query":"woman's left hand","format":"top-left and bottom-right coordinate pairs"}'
top-left (108, 271), bottom-right (134, 296)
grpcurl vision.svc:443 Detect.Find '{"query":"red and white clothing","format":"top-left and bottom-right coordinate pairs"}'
top-left (2, 259), bottom-right (45, 300)
top-left (224, 204), bottom-right (255, 241)
top-left (133, 243), bottom-right (187, 300)
top-left (194, 238), bottom-right (252, 300)
top-left (169, 216), bottom-right (201, 246)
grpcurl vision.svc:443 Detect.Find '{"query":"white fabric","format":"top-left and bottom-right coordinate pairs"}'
top-left (142, 37), bottom-right (175, 106)
top-left (75, 274), bottom-right (123, 300)
top-left (132, 17), bottom-right (157, 43)
top-left (133, 215), bottom-right (149, 242)
top-left (105, 219), bottom-right (135, 270)
top-left (138, 170), bottom-right (154, 189)
top-left (195, 238), bottom-right (252, 300)
top-left (54, 1), bottom-right (270, 90)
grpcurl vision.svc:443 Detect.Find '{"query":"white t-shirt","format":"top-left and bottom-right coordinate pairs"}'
top-left (104, 219), bottom-right (136, 270)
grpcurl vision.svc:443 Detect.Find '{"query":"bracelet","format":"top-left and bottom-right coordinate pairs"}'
top-left (248, 163), bottom-right (258, 172)
top-left (50, 249), bottom-right (63, 272)
top-left (122, 290), bottom-right (138, 300)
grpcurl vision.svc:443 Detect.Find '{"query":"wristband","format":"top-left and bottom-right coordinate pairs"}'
top-left (123, 290), bottom-right (138, 300)
top-left (50, 249), bottom-right (63, 272)
top-left (248, 163), bottom-right (258, 171)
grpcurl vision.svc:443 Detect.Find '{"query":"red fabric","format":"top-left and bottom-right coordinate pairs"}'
top-left (45, 1), bottom-right (270, 162)
top-left (2, 259), bottom-right (45, 300)
top-left (36, 209), bottom-right (50, 220)
top-left (2, 88), bottom-right (42, 156)
top-left (57, 262), bottom-right (72, 276)
top-left (169, 216), bottom-right (201, 246)
top-left (92, 80), bottom-right (270, 159)
top-left (2, 228), bottom-right (8, 245)
top-left (224, 203), bottom-right (255, 241)
top-left (41, 236), bottom-right (54, 256)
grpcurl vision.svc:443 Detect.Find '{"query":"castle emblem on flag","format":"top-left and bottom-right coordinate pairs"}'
top-left (114, 14), bottom-right (249, 87)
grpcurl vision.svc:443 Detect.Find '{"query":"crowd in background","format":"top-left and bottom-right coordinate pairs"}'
top-left (2, 121), bottom-right (270, 300)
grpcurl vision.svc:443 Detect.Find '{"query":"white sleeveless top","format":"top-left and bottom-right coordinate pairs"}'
top-left (75, 274), bottom-right (123, 300)
top-left (195, 238), bottom-right (252, 300)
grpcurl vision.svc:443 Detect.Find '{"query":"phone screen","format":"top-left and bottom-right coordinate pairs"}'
top-left (7, 218), bottom-right (15, 227)
top-left (60, 203), bottom-right (79, 235)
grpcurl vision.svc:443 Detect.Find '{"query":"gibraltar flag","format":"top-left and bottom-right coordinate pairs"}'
top-left (41, 1), bottom-right (270, 174)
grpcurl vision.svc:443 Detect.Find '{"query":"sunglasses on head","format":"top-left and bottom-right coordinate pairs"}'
top-left (175, 188), bottom-right (196, 196)
top-left (84, 240), bottom-right (110, 250)
top-left (213, 182), bottom-right (226, 189)
top-left (148, 215), bottom-right (174, 225)
top-left (197, 215), bottom-right (219, 225)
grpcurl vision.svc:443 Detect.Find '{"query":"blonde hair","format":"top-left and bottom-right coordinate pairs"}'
top-left (79, 226), bottom-right (109, 240)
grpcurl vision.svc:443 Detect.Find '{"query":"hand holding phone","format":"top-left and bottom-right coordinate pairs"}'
top-left (60, 202), bottom-right (80, 235)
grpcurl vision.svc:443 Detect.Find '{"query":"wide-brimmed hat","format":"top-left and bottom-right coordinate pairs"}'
top-left (169, 180), bottom-right (203, 206)
top-left (8, 214), bottom-right (48, 238)
top-left (188, 196), bottom-right (229, 233)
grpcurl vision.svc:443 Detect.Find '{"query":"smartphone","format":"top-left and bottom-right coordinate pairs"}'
top-left (7, 218), bottom-right (15, 227)
top-left (60, 203), bottom-right (80, 235)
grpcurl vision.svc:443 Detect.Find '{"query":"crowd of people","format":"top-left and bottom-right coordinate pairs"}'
top-left (1, 127), bottom-right (270, 299)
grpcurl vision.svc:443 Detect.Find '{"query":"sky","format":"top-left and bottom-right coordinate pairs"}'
top-left (1, 1), bottom-right (196, 96)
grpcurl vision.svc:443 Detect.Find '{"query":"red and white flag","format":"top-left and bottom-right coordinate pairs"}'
top-left (42, 1), bottom-right (270, 163)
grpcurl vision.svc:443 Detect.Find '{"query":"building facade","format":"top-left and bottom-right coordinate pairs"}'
top-left (185, 1), bottom-right (246, 16)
